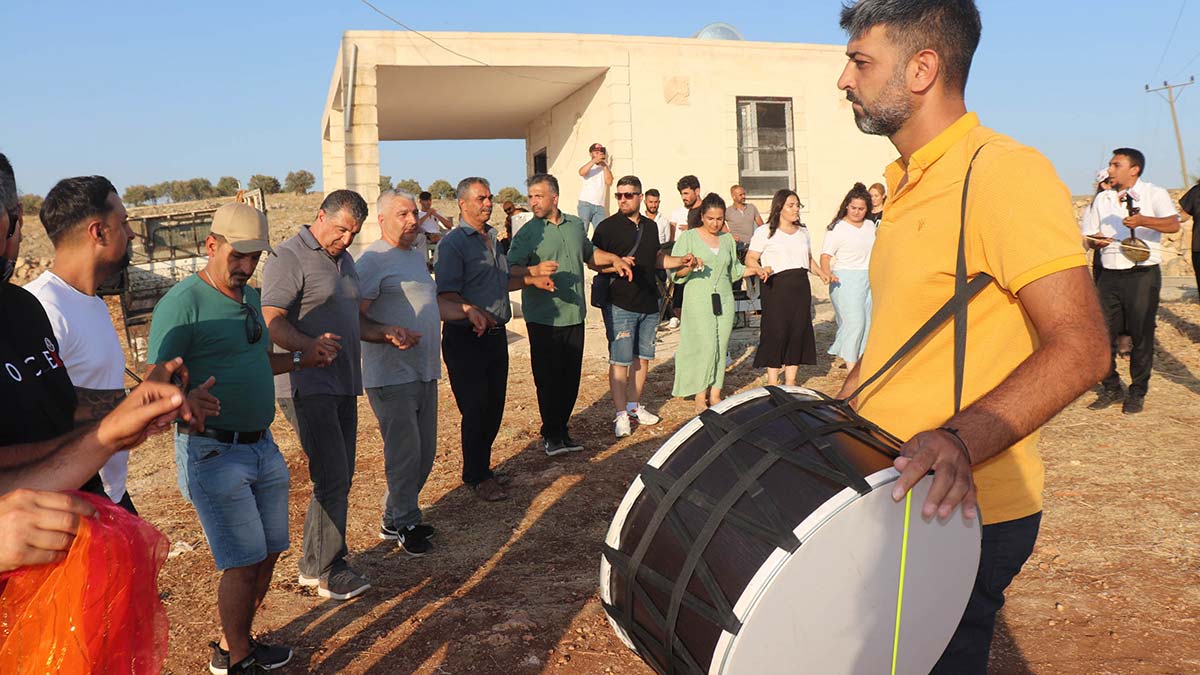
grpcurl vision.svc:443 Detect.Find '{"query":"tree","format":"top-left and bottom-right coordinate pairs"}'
top-left (153, 182), bottom-right (172, 202)
top-left (248, 174), bottom-right (281, 195)
top-left (427, 179), bottom-right (455, 200)
top-left (396, 178), bottom-right (421, 195)
top-left (379, 175), bottom-right (393, 192)
top-left (186, 177), bottom-right (215, 200)
top-left (496, 186), bottom-right (524, 204)
top-left (19, 194), bottom-right (43, 214)
top-left (167, 180), bottom-right (192, 203)
top-left (123, 185), bottom-right (155, 206)
top-left (284, 170), bottom-right (316, 195)
top-left (215, 176), bottom-right (240, 197)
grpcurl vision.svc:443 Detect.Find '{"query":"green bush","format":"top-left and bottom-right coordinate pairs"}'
top-left (248, 174), bottom-right (282, 195)
top-left (427, 179), bottom-right (454, 200)
top-left (284, 170), bottom-right (316, 195)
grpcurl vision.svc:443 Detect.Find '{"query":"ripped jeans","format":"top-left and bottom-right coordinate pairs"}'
top-left (601, 304), bottom-right (657, 366)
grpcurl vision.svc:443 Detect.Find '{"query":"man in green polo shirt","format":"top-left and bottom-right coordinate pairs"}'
top-left (508, 173), bottom-right (632, 456)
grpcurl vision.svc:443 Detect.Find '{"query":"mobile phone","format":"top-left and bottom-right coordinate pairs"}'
top-left (711, 293), bottom-right (722, 316)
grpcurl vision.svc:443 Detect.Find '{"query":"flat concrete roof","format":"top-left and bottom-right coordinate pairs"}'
top-left (377, 65), bottom-right (607, 140)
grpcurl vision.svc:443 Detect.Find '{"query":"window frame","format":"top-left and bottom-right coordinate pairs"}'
top-left (736, 96), bottom-right (796, 198)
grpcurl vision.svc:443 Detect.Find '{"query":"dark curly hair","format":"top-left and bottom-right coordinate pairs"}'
top-left (828, 182), bottom-right (872, 230)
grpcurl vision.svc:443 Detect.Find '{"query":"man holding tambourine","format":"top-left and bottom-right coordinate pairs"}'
top-left (1082, 148), bottom-right (1182, 415)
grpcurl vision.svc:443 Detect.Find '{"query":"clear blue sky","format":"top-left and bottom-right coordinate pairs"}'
top-left (4, 0), bottom-right (1198, 199)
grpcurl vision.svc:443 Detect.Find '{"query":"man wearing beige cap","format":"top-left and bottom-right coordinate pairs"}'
top-left (148, 200), bottom-right (328, 674)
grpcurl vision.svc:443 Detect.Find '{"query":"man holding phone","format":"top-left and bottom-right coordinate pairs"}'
top-left (577, 142), bottom-right (614, 234)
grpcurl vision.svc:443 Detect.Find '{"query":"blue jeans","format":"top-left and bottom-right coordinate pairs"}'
top-left (175, 431), bottom-right (290, 571)
top-left (602, 304), bottom-right (657, 366)
top-left (577, 201), bottom-right (606, 234)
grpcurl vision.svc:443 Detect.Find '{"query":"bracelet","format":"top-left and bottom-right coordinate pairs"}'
top-left (937, 426), bottom-right (973, 466)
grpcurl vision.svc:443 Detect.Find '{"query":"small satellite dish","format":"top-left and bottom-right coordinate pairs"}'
top-left (693, 22), bottom-right (744, 40)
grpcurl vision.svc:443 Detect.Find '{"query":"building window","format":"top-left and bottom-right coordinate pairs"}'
top-left (533, 149), bottom-right (548, 175)
top-left (736, 97), bottom-right (794, 197)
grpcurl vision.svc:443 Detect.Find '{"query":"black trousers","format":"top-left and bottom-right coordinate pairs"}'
top-left (442, 324), bottom-right (508, 486)
top-left (527, 322), bottom-right (584, 441)
top-left (1098, 264), bottom-right (1161, 395)
top-left (1193, 251), bottom-right (1199, 300)
top-left (931, 512), bottom-right (1042, 675)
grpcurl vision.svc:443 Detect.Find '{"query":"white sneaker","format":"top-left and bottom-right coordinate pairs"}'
top-left (667, 317), bottom-right (680, 330)
top-left (614, 412), bottom-right (632, 438)
top-left (630, 406), bottom-right (660, 425)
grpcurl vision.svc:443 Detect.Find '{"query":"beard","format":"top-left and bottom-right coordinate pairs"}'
top-left (848, 66), bottom-right (914, 137)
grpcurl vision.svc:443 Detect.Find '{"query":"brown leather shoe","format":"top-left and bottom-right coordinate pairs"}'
top-left (473, 477), bottom-right (508, 502)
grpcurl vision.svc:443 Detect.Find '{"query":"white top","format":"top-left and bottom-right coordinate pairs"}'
top-left (1081, 179), bottom-right (1179, 269)
top-left (748, 223), bottom-right (812, 275)
top-left (415, 210), bottom-right (445, 260)
top-left (821, 219), bottom-right (877, 271)
top-left (25, 271), bottom-right (129, 502)
top-left (669, 205), bottom-right (690, 240)
top-left (510, 211), bottom-right (535, 239)
top-left (579, 164), bottom-right (607, 205)
top-left (650, 212), bottom-right (672, 245)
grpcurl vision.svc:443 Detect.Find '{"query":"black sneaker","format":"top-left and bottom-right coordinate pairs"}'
top-left (320, 567), bottom-right (371, 600)
top-left (210, 640), bottom-right (292, 674)
top-left (380, 522), bottom-right (436, 541)
top-left (228, 655), bottom-right (269, 674)
top-left (1087, 386), bottom-right (1124, 410)
top-left (1122, 393), bottom-right (1145, 415)
top-left (544, 438), bottom-right (570, 457)
top-left (398, 525), bottom-right (432, 556)
top-left (561, 436), bottom-right (585, 453)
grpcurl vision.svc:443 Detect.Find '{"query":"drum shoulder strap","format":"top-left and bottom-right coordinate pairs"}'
top-left (843, 144), bottom-right (992, 414)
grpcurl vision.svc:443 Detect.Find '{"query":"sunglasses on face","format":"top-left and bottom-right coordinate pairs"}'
top-left (615, 192), bottom-right (641, 200)
top-left (242, 302), bottom-right (263, 344)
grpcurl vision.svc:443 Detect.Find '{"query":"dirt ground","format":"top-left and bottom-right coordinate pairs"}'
top-left (14, 195), bottom-right (1200, 673)
top-left (121, 295), bottom-right (1197, 675)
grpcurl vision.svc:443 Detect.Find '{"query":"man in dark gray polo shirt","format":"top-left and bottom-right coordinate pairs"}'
top-left (434, 177), bottom-right (552, 502)
top-left (262, 189), bottom-right (418, 601)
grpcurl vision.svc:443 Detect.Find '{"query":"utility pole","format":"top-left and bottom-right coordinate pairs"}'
top-left (1145, 76), bottom-right (1194, 188)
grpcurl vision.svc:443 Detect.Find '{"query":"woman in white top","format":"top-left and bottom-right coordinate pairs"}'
top-left (744, 189), bottom-right (829, 386)
top-left (820, 183), bottom-right (876, 370)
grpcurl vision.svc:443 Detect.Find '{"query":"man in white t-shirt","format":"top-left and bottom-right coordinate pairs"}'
top-left (416, 191), bottom-right (452, 263)
top-left (644, 189), bottom-right (671, 245)
top-left (26, 175), bottom-right (138, 512)
top-left (1081, 148), bottom-right (1181, 414)
top-left (577, 142), bottom-right (614, 234)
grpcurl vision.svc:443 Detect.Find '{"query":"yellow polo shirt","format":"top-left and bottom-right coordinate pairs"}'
top-left (857, 113), bottom-right (1087, 525)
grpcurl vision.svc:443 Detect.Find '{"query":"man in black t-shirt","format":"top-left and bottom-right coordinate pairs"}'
top-left (1179, 180), bottom-right (1199, 298)
top-left (591, 175), bottom-right (695, 438)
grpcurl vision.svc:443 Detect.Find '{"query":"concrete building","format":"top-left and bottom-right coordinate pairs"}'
top-left (321, 29), bottom-right (895, 251)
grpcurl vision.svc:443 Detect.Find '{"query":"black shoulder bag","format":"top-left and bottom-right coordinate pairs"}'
top-left (591, 220), bottom-right (644, 308)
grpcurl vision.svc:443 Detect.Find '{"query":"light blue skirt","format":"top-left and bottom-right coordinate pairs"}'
top-left (828, 269), bottom-right (872, 362)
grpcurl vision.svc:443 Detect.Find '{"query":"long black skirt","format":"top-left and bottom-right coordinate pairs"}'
top-left (753, 268), bottom-right (817, 368)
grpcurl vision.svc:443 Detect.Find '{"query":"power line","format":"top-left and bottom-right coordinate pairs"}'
top-left (357, 0), bottom-right (582, 86)
top-left (1173, 47), bottom-right (1200, 78)
top-left (1152, 0), bottom-right (1188, 78)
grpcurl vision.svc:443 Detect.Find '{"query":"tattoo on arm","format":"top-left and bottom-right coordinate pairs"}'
top-left (73, 387), bottom-right (127, 425)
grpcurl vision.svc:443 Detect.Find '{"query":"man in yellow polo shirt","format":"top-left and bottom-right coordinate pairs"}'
top-left (836, 2), bottom-right (1110, 673)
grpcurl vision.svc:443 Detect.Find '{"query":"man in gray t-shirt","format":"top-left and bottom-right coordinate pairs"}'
top-left (262, 190), bottom-right (416, 600)
top-left (358, 190), bottom-right (443, 555)
top-left (725, 184), bottom-right (764, 245)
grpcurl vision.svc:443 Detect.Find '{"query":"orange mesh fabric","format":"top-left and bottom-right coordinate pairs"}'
top-left (0, 491), bottom-right (169, 674)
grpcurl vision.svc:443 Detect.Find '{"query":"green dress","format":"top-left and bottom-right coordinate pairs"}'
top-left (670, 229), bottom-right (745, 397)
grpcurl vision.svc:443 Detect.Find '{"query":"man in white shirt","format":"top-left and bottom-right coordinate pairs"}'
top-left (1082, 148), bottom-right (1181, 414)
top-left (577, 142), bottom-right (613, 234)
top-left (644, 189), bottom-right (671, 245)
top-left (25, 175), bottom-right (138, 512)
top-left (416, 191), bottom-right (451, 263)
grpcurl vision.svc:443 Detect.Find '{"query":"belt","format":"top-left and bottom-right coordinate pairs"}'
top-left (1105, 264), bottom-right (1159, 274)
top-left (178, 424), bottom-right (266, 444)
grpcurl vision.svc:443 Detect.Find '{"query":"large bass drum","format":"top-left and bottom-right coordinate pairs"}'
top-left (599, 386), bottom-right (981, 674)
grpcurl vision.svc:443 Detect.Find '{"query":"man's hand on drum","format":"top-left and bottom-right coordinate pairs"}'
top-left (892, 429), bottom-right (978, 521)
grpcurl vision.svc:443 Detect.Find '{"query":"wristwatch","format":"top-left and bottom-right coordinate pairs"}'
top-left (292, 351), bottom-right (303, 371)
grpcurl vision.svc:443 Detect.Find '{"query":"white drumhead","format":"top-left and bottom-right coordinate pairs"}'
top-left (713, 471), bottom-right (980, 675)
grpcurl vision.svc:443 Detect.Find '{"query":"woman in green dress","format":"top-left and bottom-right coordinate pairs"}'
top-left (671, 193), bottom-right (767, 412)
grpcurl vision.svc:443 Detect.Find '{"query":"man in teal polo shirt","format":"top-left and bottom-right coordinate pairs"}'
top-left (508, 173), bottom-right (632, 455)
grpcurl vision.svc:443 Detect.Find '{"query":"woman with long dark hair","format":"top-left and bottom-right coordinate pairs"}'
top-left (671, 193), bottom-right (762, 412)
top-left (745, 189), bottom-right (828, 386)
top-left (820, 183), bottom-right (876, 370)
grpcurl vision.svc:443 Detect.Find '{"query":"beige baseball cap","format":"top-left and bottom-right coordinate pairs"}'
top-left (210, 202), bottom-right (272, 254)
